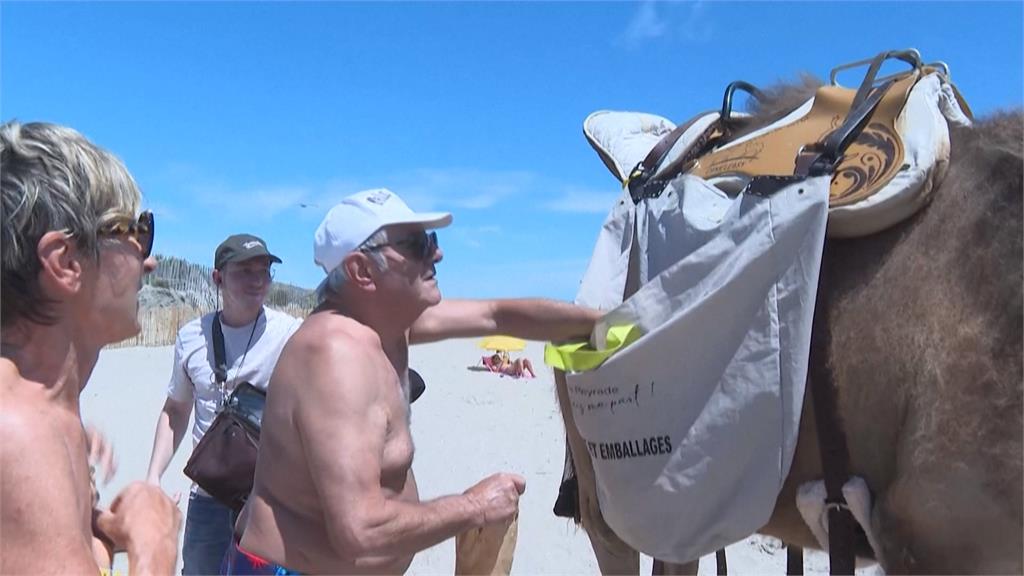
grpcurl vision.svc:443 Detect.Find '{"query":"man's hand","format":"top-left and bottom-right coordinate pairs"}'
top-left (85, 425), bottom-right (118, 486)
top-left (94, 482), bottom-right (181, 575)
top-left (463, 473), bottom-right (526, 527)
top-left (90, 510), bottom-right (115, 571)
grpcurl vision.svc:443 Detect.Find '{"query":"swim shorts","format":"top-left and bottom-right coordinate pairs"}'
top-left (223, 538), bottom-right (302, 575)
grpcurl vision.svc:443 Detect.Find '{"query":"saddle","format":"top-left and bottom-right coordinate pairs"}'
top-left (585, 49), bottom-right (973, 238)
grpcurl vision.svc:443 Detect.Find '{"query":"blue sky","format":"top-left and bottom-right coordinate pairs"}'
top-left (3, 1), bottom-right (1021, 301)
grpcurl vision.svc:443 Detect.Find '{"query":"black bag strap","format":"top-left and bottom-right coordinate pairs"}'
top-left (211, 312), bottom-right (228, 385)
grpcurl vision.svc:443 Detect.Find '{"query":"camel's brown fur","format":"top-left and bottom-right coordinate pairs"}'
top-left (562, 77), bottom-right (1023, 574)
top-left (761, 79), bottom-right (1023, 573)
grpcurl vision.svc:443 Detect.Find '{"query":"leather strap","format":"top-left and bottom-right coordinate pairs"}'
top-left (212, 310), bottom-right (261, 404)
top-left (797, 49), bottom-right (919, 181)
top-left (212, 312), bottom-right (228, 384)
top-left (823, 49), bottom-right (920, 166)
top-left (626, 112), bottom-right (721, 203)
top-left (807, 267), bottom-right (856, 575)
top-left (804, 80), bottom-right (894, 176)
top-left (787, 544), bottom-right (804, 575)
top-left (631, 114), bottom-right (705, 182)
top-left (800, 66), bottom-right (918, 571)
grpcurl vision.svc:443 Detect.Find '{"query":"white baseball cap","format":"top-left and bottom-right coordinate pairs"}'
top-left (314, 188), bottom-right (452, 274)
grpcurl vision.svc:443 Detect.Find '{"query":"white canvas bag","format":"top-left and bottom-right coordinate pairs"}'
top-left (559, 173), bottom-right (830, 563)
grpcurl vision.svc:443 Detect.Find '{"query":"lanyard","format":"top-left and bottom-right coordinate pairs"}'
top-left (212, 309), bottom-right (262, 410)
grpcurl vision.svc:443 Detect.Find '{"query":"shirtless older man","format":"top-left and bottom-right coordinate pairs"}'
top-left (0, 122), bottom-right (181, 574)
top-left (232, 188), bottom-right (600, 574)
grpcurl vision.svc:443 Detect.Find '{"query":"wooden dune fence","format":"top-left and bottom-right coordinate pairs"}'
top-left (108, 303), bottom-right (313, 349)
top-left (110, 307), bottom-right (206, 348)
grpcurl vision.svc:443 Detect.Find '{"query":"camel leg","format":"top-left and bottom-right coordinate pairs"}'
top-left (871, 465), bottom-right (1023, 575)
top-left (553, 370), bottom-right (640, 574)
top-left (651, 559), bottom-right (699, 575)
top-left (588, 530), bottom-right (640, 575)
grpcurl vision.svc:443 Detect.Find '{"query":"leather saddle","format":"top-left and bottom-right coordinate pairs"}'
top-left (585, 49), bottom-right (973, 238)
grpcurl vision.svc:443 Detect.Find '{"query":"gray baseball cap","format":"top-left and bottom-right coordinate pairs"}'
top-left (214, 234), bottom-right (283, 270)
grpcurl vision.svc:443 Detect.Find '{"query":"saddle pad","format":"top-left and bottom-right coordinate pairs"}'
top-left (555, 174), bottom-right (830, 563)
top-left (583, 111), bottom-right (677, 182)
top-left (826, 72), bottom-right (972, 237)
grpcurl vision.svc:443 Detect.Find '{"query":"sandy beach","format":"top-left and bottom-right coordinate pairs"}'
top-left (81, 338), bottom-right (880, 575)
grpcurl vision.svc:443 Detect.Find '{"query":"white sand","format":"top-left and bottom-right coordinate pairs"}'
top-left (81, 339), bottom-right (880, 575)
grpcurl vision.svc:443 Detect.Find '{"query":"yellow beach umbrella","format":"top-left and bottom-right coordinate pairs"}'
top-left (478, 335), bottom-right (526, 352)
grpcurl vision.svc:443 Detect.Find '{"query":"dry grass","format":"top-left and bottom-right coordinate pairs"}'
top-left (108, 304), bottom-right (312, 349)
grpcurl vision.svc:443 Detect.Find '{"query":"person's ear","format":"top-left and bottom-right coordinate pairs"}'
top-left (342, 252), bottom-right (376, 292)
top-left (212, 269), bottom-right (222, 286)
top-left (36, 231), bottom-right (84, 299)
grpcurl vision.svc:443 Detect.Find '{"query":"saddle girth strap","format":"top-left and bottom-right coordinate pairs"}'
top-left (787, 544), bottom-right (804, 575)
top-left (807, 261), bottom-right (856, 575)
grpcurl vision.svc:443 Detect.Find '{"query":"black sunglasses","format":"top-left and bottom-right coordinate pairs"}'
top-left (364, 230), bottom-right (438, 261)
top-left (97, 210), bottom-right (155, 259)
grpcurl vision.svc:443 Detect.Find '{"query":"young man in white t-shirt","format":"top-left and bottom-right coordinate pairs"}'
top-left (145, 234), bottom-right (302, 575)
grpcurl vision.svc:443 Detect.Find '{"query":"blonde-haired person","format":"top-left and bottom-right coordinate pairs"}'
top-left (1, 121), bottom-right (181, 574)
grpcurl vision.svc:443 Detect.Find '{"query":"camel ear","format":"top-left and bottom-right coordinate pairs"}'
top-left (36, 230), bottom-right (84, 299)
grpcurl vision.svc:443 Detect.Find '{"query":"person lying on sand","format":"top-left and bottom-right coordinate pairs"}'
top-left (483, 352), bottom-right (536, 379)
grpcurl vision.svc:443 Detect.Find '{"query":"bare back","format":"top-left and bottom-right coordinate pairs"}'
top-left (241, 310), bottom-right (418, 574)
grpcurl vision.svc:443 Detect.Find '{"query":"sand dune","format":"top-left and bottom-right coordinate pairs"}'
top-left (81, 339), bottom-right (880, 575)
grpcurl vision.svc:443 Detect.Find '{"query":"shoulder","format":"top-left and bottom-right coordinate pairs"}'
top-left (294, 312), bottom-right (375, 353)
top-left (278, 313), bottom-right (382, 389)
top-left (0, 394), bottom-right (64, 473)
top-left (0, 366), bottom-right (55, 447)
top-left (176, 313), bottom-right (213, 345)
top-left (263, 308), bottom-right (303, 333)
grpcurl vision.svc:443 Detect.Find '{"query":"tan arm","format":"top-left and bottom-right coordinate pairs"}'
top-left (145, 396), bottom-right (193, 485)
top-left (409, 298), bottom-right (600, 344)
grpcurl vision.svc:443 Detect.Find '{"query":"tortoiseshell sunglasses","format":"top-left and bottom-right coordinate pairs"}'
top-left (97, 211), bottom-right (155, 259)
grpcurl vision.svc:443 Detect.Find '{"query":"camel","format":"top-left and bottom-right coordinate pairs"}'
top-left (554, 75), bottom-right (1023, 574)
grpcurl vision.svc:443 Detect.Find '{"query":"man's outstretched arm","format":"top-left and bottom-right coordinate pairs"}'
top-left (409, 298), bottom-right (601, 344)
